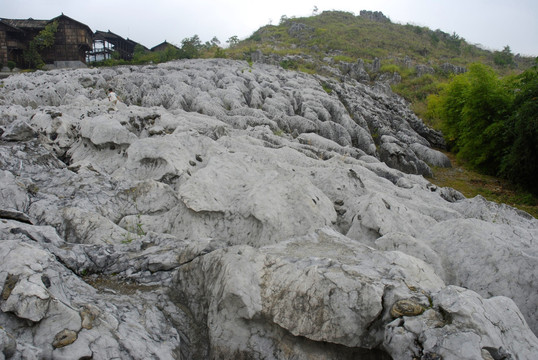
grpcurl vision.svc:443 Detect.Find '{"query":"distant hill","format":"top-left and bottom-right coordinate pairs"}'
top-left (230, 10), bottom-right (533, 70)
top-left (226, 10), bottom-right (535, 121)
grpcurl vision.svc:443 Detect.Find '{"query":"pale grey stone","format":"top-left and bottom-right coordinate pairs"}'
top-left (0, 58), bottom-right (536, 360)
top-left (410, 142), bottom-right (451, 167)
top-left (1, 119), bottom-right (36, 141)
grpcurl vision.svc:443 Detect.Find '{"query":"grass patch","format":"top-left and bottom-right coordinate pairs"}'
top-left (428, 152), bottom-right (537, 218)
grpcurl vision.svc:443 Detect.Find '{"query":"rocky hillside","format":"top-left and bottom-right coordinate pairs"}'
top-left (230, 10), bottom-right (535, 73)
top-left (227, 10), bottom-right (536, 124)
top-left (0, 59), bottom-right (537, 359)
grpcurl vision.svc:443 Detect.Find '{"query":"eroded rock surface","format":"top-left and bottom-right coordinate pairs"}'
top-left (0, 59), bottom-right (536, 359)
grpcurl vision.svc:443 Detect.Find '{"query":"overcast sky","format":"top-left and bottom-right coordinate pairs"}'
top-left (2, 0), bottom-right (537, 56)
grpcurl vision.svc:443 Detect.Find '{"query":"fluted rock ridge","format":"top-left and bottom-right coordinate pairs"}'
top-left (0, 59), bottom-right (536, 359)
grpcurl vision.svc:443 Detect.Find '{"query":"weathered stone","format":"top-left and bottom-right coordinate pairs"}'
top-left (1, 119), bottom-right (36, 141)
top-left (0, 59), bottom-right (536, 360)
top-left (288, 22), bottom-right (315, 38)
top-left (415, 64), bottom-right (435, 77)
top-left (1, 273), bottom-right (19, 300)
top-left (0, 327), bottom-right (17, 359)
top-left (441, 62), bottom-right (467, 74)
top-left (390, 299), bottom-right (425, 318)
top-left (52, 329), bottom-right (77, 348)
top-left (410, 142), bottom-right (451, 167)
top-left (80, 306), bottom-right (97, 330)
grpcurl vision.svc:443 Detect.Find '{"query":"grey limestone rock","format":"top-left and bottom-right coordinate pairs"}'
top-left (384, 286), bottom-right (538, 360)
top-left (0, 59), bottom-right (536, 359)
top-left (0, 240), bottom-right (182, 360)
top-left (379, 137), bottom-right (433, 176)
top-left (410, 142), bottom-right (451, 168)
top-left (1, 119), bottom-right (36, 141)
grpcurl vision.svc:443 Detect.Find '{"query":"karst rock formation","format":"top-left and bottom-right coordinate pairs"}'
top-left (0, 59), bottom-right (537, 359)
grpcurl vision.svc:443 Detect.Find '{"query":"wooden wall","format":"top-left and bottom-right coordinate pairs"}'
top-left (0, 24), bottom-right (27, 67)
top-left (42, 18), bottom-right (93, 63)
top-left (1, 16), bottom-right (94, 67)
top-left (0, 29), bottom-right (7, 65)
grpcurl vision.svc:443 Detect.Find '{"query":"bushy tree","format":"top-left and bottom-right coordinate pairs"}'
top-left (500, 61), bottom-right (538, 193)
top-left (23, 20), bottom-right (58, 69)
top-left (226, 36), bottom-right (240, 47)
top-left (133, 44), bottom-right (148, 61)
top-left (428, 61), bottom-right (538, 194)
top-left (34, 21), bottom-right (58, 48)
top-left (23, 42), bottom-right (45, 69)
top-left (159, 44), bottom-right (182, 62)
top-left (445, 32), bottom-right (462, 52)
top-left (493, 46), bottom-right (514, 67)
top-left (210, 36), bottom-right (221, 47)
top-left (429, 63), bottom-right (513, 174)
top-left (181, 35), bottom-right (202, 59)
top-left (7, 60), bottom-right (16, 72)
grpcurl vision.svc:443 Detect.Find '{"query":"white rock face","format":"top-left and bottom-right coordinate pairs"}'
top-left (0, 59), bottom-right (537, 359)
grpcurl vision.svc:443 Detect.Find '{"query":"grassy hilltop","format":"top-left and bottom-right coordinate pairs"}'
top-left (227, 10), bottom-right (534, 120)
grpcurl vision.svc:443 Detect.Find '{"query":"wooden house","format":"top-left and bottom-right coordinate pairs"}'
top-left (0, 14), bottom-right (93, 68)
top-left (87, 30), bottom-right (146, 62)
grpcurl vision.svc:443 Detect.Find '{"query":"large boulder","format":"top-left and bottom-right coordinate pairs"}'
top-left (174, 228), bottom-right (538, 359)
top-left (0, 240), bottom-right (182, 360)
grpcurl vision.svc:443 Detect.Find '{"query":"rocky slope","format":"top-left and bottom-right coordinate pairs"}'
top-left (0, 59), bottom-right (536, 359)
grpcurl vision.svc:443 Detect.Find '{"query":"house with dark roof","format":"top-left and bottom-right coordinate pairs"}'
top-left (0, 14), bottom-right (93, 68)
top-left (150, 41), bottom-right (180, 53)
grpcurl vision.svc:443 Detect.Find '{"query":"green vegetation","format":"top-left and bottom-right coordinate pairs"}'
top-left (23, 20), bottom-right (58, 69)
top-left (494, 46), bottom-right (515, 67)
top-left (499, 62), bottom-right (538, 193)
top-left (122, 214), bottom-right (146, 244)
top-left (429, 152), bottom-right (537, 218)
top-left (227, 10), bottom-right (533, 67)
top-left (321, 82), bottom-right (332, 94)
top-left (427, 61), bottom-right (538, 195)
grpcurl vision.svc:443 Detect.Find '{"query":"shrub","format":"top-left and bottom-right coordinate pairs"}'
top-left (428, 63), bottom-right (513, 174)
top-left (379, 64), bottom-right (400, 73)
top-left (321, 82), bottom-right (332, 94)
top-left (280, 59), bottom-right (298, 70)
top-left (428, 61), bottom-right (538, 195)
top-left (23, 20), bottom-right (58, 69)
top-left (500, 62), bottom-right (538, 193)
top-left (493, 46), bottom-right (514, 67)
top-left (213, 47), bottom-right (227, 58)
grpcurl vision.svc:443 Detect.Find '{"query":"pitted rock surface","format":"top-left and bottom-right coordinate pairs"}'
top-left (0, 59), bottom-right (536, 359)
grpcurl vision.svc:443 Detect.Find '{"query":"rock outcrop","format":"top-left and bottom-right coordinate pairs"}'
top-left (0, 59), bottom-right (536, 359)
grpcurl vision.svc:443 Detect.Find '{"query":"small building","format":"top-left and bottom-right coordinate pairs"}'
top-left (87, 30), bottom-right (146, 62)
top-left (151, 41), bottom-right (180, 53)
top-left (0, 14), bottom-right (93, 68)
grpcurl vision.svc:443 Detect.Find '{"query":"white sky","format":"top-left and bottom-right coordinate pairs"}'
top-left (2, 0), bottom-right (537, 56)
